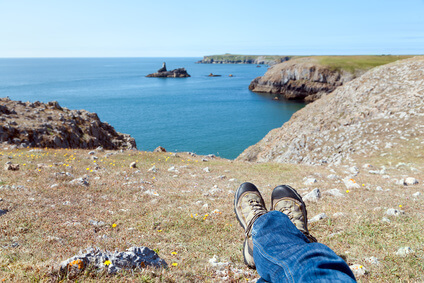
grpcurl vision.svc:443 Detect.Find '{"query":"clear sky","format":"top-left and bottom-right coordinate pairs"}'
top-left (0, 0), bottom-right (423, 57)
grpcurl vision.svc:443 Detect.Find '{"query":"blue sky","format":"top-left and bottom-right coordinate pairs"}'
top-left (0, 0), bottom-right (423, 57)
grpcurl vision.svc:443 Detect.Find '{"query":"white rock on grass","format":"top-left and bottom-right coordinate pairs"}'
top-left (144, 190), bottom-right (159, 196)
top-left (395, 247), bottom-right (414, 257)
top-left (60, 247), bottom-right (167, 275)
top-left (148, 166), bottom-right (158, 172)
top-left (385, 208), bottom-right (405, 216)
top-left (308, 213), bottom-right (328, 223)
top-left (208, 255), bottom-right (230, 271)
top-left (404, 177), bottom-right (419, 185)
top-left (203, 167), bottom-right (210, 173)
top-left (349, 264), bottom-right (367, 277)
top-left (343, 178), bottom-right (360, 189)
top-left (323, 189), bottom-right (345, 198)
top-left (332, 212), bottom-right (346, 218)
top-left (381, 217), bottom-right (391, 223)
top-left (412, 192), bottom-right (421, 197)
top-left (303, 188), bottom-right (321, 202)
top-left (303, 177), bottom-right (317, 185)
top-left (365, 256), bottom-right (380, 265)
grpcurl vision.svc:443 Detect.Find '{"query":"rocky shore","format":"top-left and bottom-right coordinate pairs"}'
top-left (0, 98), bottom-right (136, 149)
top-left (146, 62), bottom-right (190, 78)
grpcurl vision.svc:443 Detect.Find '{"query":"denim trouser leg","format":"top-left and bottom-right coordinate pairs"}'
top-left (251, 211), bottom-right (356, 283)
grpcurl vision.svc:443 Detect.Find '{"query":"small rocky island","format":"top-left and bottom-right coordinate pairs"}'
top-left (146, 62), bottom-right (190, 78)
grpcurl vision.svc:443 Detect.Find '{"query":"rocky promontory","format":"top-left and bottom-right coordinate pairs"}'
top-left (146, 62), bottom-right (190, 78)
top-left (238, 56), bottom-right (424, 165)
top-left (249, 55), bottom-right (411, 102)
top-left (0, 98), bottom-right (136, 149)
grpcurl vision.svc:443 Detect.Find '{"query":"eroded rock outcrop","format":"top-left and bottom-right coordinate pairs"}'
top-left (238, 57), bottom-right (424, 165)
top-left (146, 62), bottom-right (190, 78)
top-left (249, 58), bottom-right (361, 102)
top-left (0, 98), bottom-right (136, 150)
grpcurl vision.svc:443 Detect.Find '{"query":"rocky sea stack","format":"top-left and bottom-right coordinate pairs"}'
top-left (146, 62), bottom-right (190, 78)
top-left (0, 98), bottom-right (136, 150)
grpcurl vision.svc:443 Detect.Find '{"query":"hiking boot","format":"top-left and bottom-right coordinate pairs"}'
top-left (234, 182), bottom-right (268, 269)
top-left (271, 185), bottom-right (317, 243)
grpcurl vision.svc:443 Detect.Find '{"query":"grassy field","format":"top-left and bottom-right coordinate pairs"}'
top-left (0, 144), bottom-right (423, 282)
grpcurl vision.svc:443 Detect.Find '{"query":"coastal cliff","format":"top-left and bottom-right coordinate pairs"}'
top-left (238, 56), bottom-right (424, 165)
top-left (0, 98), bottom-right (136, 149)
top-left (196, 54), bottom-right (292, 65)
top-left (249, 55), bottom-right (411, 102)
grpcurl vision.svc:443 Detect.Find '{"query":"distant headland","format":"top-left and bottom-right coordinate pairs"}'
top-left (196, 54), bottom-right (292, 65)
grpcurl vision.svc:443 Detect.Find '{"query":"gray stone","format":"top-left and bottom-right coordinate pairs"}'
top-left (395, 246), bottom-right (414, 257)
top-left (405, 177), bottom-right (419, 185)
top-left (203, 167), bottom-right (210, 173)
top-left (148, 166), bottom-right (158, 172)
top-left (381, 217), bottom-right (391, 223)
top-left (412, 192), bottom-right (421, 197)
top-left (303, 177), bottom-right (317, 185)
top-left (309, 213), bottom-right (328, 223)
top-left (129, 162), bottom-right (137, 168)
top-left (323, 189), bottom-right (344, 198)
top-left (349, 264), bottom-right (367, 277)
top-left (69, 177), bottom-right (89, 186)
top-left (89, 220), bottom-right (106, 227)
top-left (385, 208), bottom-right (405, 216)
top-left (303, 188), bottom-right (321, 202)
top-left (59, 246), bottom-right (167, 275)
top-left (365, 256), bottom-right (380, 265)
top-left (0, 209), bottom-right (7, 216)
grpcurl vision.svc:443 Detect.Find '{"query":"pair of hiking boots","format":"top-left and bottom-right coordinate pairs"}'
top-left (234, 182), bottom-right (317, 269)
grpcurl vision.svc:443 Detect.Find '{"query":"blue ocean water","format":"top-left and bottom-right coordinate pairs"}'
top-left (0, 58), bottom-right (304, 159)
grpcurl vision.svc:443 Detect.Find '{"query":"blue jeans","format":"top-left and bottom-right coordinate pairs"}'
top-left (251, 211), bottom-right (356, 283)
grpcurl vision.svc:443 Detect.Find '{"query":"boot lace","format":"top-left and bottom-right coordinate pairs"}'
top-left (245, 199), bottom-right (267, 237)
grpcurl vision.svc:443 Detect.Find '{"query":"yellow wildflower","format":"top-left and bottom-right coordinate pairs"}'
top-left (171, 252), bottom-right (177, 255)
top-left (346, 190), bottom-right (350, 193)
top-left (172, 262), bottom-right (178, 267)
top-left (112, 223), bottom-right (117, 228)
top-left (104, 260), bottom-right (111, 266)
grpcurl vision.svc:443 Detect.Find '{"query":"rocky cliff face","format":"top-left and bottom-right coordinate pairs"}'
top-left (238, 57), bottom-right (424, 165)
top-left (249, 58), bottom-right (361, 102)
top-left (0, 98), bottom-right (136, 149)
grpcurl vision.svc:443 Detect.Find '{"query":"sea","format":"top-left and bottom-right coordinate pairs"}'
top-left (0, 58), bottom-right (304, 159)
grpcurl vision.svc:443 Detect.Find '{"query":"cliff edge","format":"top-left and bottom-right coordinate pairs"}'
top-left (0, 98), bottom-right (136, 150)
top-left (249, 56), bottom-right (412, 102)
top-left (238, 56), bottom-right (424, 165)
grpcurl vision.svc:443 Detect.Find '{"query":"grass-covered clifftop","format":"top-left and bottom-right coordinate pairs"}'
top-left (1, 144), bottom-right (423, 281)
top-left (316, 55), bottom-right (413, 74)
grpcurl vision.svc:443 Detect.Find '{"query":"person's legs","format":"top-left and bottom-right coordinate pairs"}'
top-left (234, 183), bottom-right (356, 282)
top-left (252, 211), bottom-right (356, 282)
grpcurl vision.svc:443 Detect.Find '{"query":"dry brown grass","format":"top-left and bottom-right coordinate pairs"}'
top-left (0, 146), bottom-right (423, 282)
